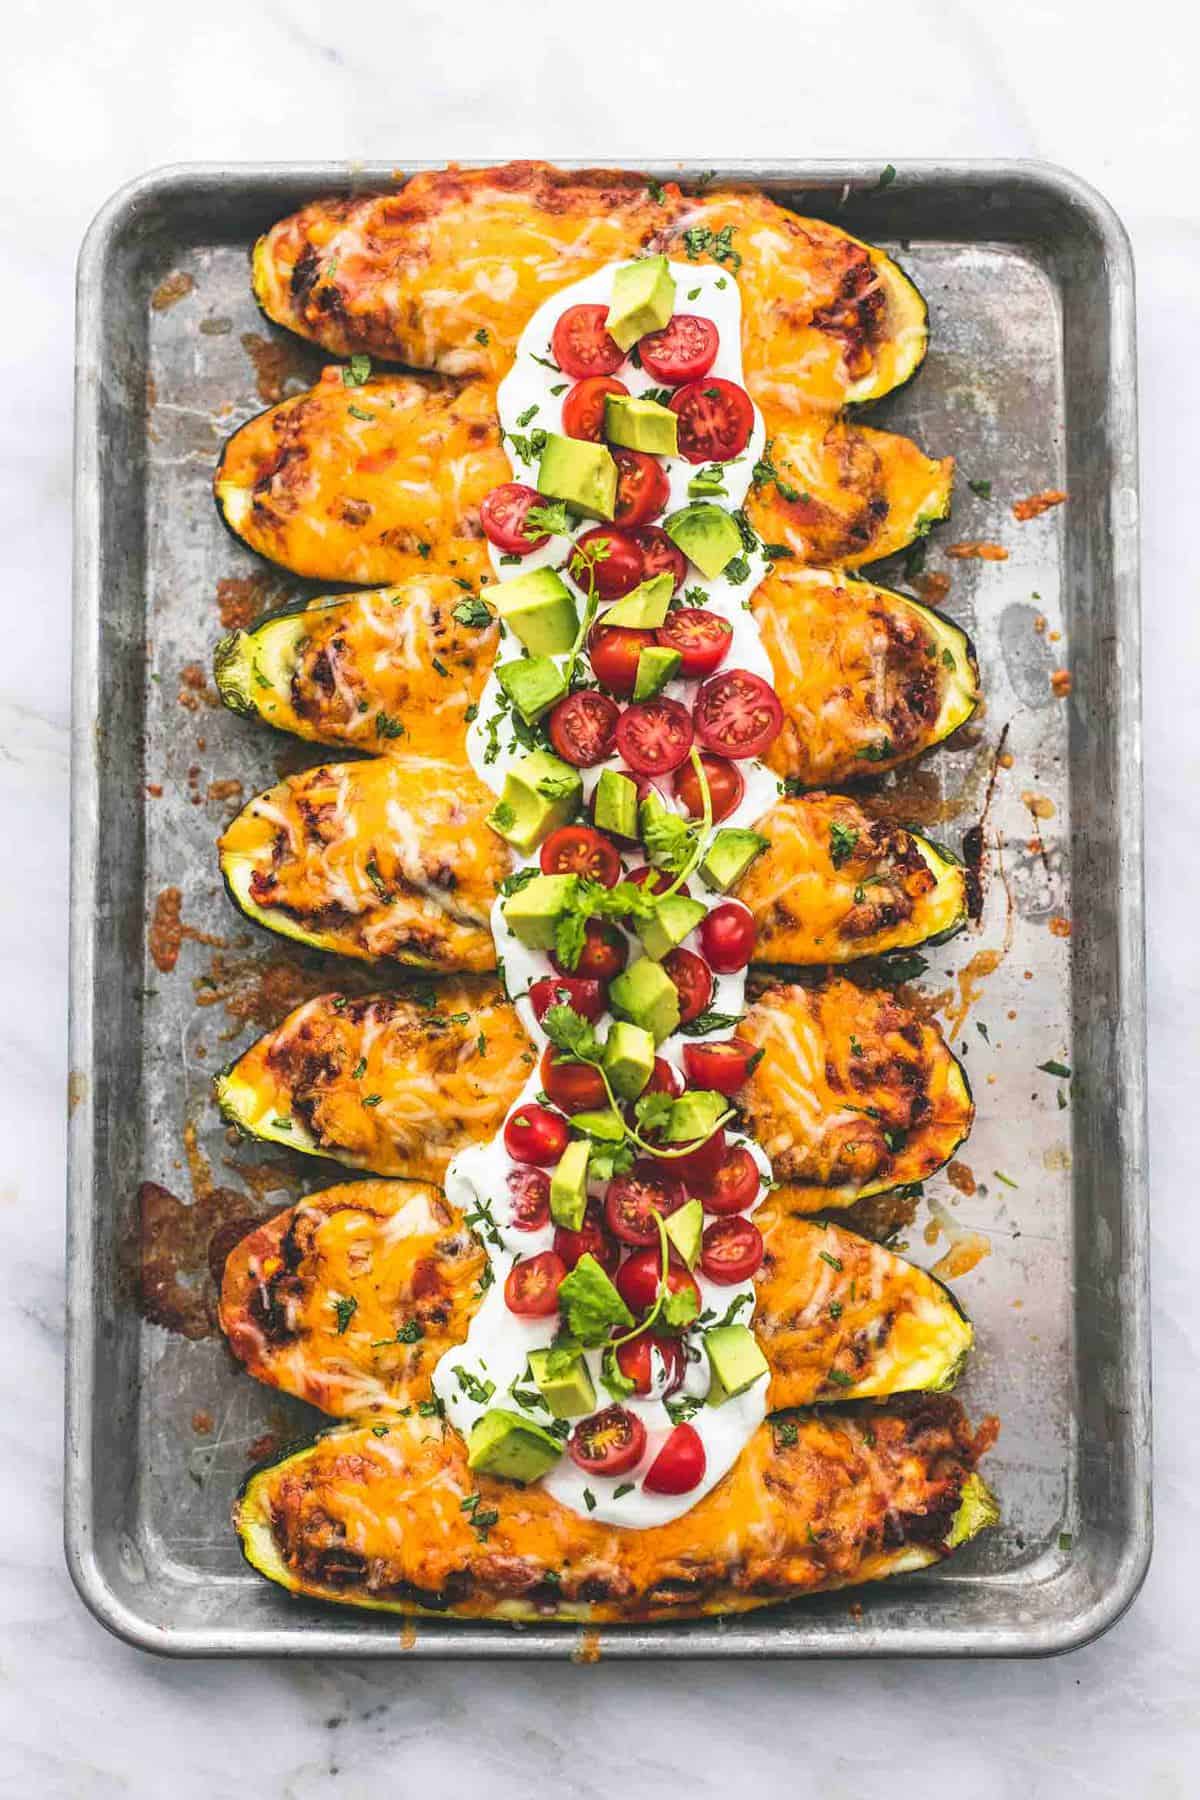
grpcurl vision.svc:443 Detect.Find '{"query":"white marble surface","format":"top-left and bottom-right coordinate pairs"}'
top-left (3, 0), bottom-right (1196, 1791)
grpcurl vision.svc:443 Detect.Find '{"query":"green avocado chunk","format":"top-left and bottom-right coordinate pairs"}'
top-left (604, 394), bottom-right (678, 457)
top-left (549, 1137), bottom-right (590, 1231)
top-left (636, 894), bottom-right (707, 961)
top-left (602, 1020), bottom-right (656, 1100)
top-left (665, 1090), bottom-right (727, 1144)
top-left (467, 1408), bottom-right (563, 1481)
top-left (609, 957), bottom-right (681, 1044)
top-left (700, 827), bottom-right (771, 892)
top-left (569, 1106), bottom-right (626, 1142)
top-left (665, 1197), bottom-right (704, 1268)
top-left (664, 503), bottom-right (743, 579)
top-left (492, 565), bottom-right (579, 655)
top-left (528, 1347), bottom-right (596, 1419)
top-left (633, 645), bottom-right (682, 702)
top-left (605, 255), bottom-right (676, 351)
top-left (501, 870), bottom-right (578, 949)
top-left (704, 1324), bottom-right (769, 1406)
top-left (495, 656), bottom-right (568, 724)
top-left (600, 571), bottom-right (674, 629)
top-left (592, 768), bottom-right (638, 840)
top-left (487, 749), bottom-right (582, 854)
top-left (538, 433), bottom-right (617, 521)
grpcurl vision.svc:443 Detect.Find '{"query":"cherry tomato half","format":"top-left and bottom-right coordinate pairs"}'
top-left (562, 376), bottom-right (629, 442)
top-left (551, 918), bottom-right (628, 983)
top-left (529, 975), bottom-right (607, 1024)
top-left (700, 1216), bottom-right (765, 1285)
top-left (570, 526), bottom-right (644, 600)
top-left (668, 377), bottom-right (755, 464)
top-left (682, 1038), bottom-right (757, 1095)
top-left (614, 1331), bottom-right (686, 1397)
top-left (699, 901), bottom-right (756, 973)
top-left (504, 1250), bottom-right (566, 1317)
top-left (569, 1405), bottom-right (646, 1478)
top-left (540, 824), bottom-right (622, 887)
top-left (554, 1199), bottom-right (619, 1275)
top-left (631, 525), bottom-right (687, 593)
top-left (604, 1161), bottom-right (687, 1247)
top-left (541, 1045), bottom-right (608, 1115)
top-left (693, 669), bottom-right (785, 760)
top-left (672, 752), bottom-right (744, 824)
top-left (505, 1165), bottom-right (551, 1232)
top-left (661, 947), bottom-right (713, 1025)
top-left (548, 690), bottom-right (621, 767)
top-left (480, 482), bottom-right (549, 554)
top-left (504, 1104), bottom-right (570, 1167)
top-left (615, 1248), bottom-right (701, 1321)
top-left (656, 608), bottom-right (733, 679)
top-left (552, 304), bottom-right (624, 379)
top-left (588, 623), bottom-right (657, 698)
top-left (690, 1143), bottom-right (761, 1215)
top-left (613, 450), bottom-right (670, 527)
top-left (638, 315), bottom-right (720, 385)
top-left (643, 1422), bottom-right (707, 1495)
top-left (615, 697), bottom-right (694, 776)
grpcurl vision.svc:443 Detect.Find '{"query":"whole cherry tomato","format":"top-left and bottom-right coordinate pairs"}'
top-left (699, 902), bottom-right (756, 973)
top-left (529, 976), bottom-right (607, 1024)
top-left (504, 1104), bottom-right (569, 1167)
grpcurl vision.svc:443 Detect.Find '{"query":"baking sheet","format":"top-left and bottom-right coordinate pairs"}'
top-left (67, 161), bottom-right (1148, 1656)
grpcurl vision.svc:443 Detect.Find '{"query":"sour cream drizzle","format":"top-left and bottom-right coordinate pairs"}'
top-left (435, 262), bottom-right (779, 1528)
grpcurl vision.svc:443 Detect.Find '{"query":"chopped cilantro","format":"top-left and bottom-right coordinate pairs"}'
top-left (332, 1296), bottom-right (357, 1334)
top-left (342, 354), bottom-right (372, 387)
top-left (829, 822), bottom-right (859, 869)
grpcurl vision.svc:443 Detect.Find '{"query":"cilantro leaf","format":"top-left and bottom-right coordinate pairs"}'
top-left (453, 597), bottom-right (493, 628)
top-left (829, 822), bottom-right (859, 869)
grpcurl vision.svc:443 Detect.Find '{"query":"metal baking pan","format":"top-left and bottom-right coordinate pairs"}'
top-left (67, 160), bottom-right (1148, 1657)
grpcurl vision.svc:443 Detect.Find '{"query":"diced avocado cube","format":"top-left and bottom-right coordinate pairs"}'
top-left (528, 1347), bottom-right (596, 1419)
top-left (487, 750), bottom-right (582, 854)
top-left (665, 1197), bottom-right (704, 1268)
top-left (467, 1408), bottom-right (563, 1482)
top-left (604, 394), bottom-right (678, 457)
top-left (664, 503), bottom-right (743, 579)
top-left (549, 1137), bottom-right (590, 1231)
top-left (538, 433), bottom-right (617, 521)
top-left (704, 1325), bottom-right (769, 1406)
top-left (700, 828), bottom-right (771, 893)
top-left (592, 768), bottom-right (638, 840)
top-left (600, 571), bottom-right (674, 629)
top-left (665, 1090), bottom-right (727, 1143)
top-left (605, 255), bottom-right (676, 352)
top-left (636, 894), bottom-right (707, 961)
top-left (495, 656), bottom-right (568, 724)
top-left (609, 957), bottom-right (680, 1044)
top-left (570, 1106), bottom-right (626, 1142)
top-left (491, 566), bottom-right (579, 656)
top-left (502, 871), bottom-right (578, 949)
top-left (633, 645), bottom-right (682, 702)
top-left (602, 1020), bottom-right (656, 1100)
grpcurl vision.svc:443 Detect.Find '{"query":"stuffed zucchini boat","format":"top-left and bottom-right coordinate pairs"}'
top-left (214, 977), bottom-right (972, 1205)
top-left (214, 372), bottom-right (949, 584)
top-left (233, 1396), bottom-right (998, 1622)
top-left (219, 763), bottom-right (966, 974)
top-left (220, 1183), bottom-right (972, 1419)
top-left (250, 162), bottom-right (930, 414)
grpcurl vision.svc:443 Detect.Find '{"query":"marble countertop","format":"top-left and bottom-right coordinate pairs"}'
top-left (5, 0), bottom-right (1196, 1791)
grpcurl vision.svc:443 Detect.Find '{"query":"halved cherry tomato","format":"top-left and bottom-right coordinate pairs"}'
top-left (562, 376), bottom-right (629, 442)
top-left (570, 526), bottom-right (644, 600)
top-left (552, 304), bottom-right (624, 379)
top-left (541, 1045), bottom-right (608, 1114)
top-left (540, 824), bottom-right (622, 887)
top-left (656, 608), bottom-right (733, 678)
top-left (643, 1056), bottom-right (685, 1098)
top-left (604, 1161), bottom-right (687, 1247)
top-left (668, 377), bottom-right (754, 463)
top-left (529, 975), bottom-right (607, 1024)
top-left (693, 669), bottom-right (784, 760)
top-left (690, 1142), bottom-right (761, 1215)
top-left (616, 697), bottom-right (694, 775)
top-left (615, 1248), bottom-right (701, 1320)
top-left (506, 1165), bottom-right (551, 1231)
top-left (588, 623), bottom-right (657, 698)
top-left (614, 450), bottom-right (670, 526)
top-left (504, 1250), bottom-right (566, 1317)
top-left (627, 866), bottom-right (690, 899)
top-left (638, 315), bottom-right (720, 385)
top-left (682, 1038), bottom-right (757, 1095)
top-left (480, 482), bottom-right (550, 554)
top-left (551, 918), bottom-right (628, 982)
top-left (569, 1405), bottom-right (646, 1477)
top-left (504, 1104), bottom-right (569, 1167)
top-left (631, 525), bottom-right (687, 593)
top-left (548, 690), bottom-right (621, 766)
top-left (554, 1199), bottom-right (619, 1275)
top-left (663, 1127), bottom-right (728, 1188)
top-left (672, 753), bottom-right (743, 823)
top-left (614, 1331), bottom-right (685, 1397)
top-left (643, 1422), bottom-right (707, 1494)
top-left (661, 947), bottom-right (713, 1024)
top-left (700, 1215), bottom-right (765, 1284)
top-left (700, 901), bottom-right (756, 973)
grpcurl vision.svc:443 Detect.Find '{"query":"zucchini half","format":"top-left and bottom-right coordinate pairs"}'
top-left (232, 1398), bottom-right (997, 1623)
